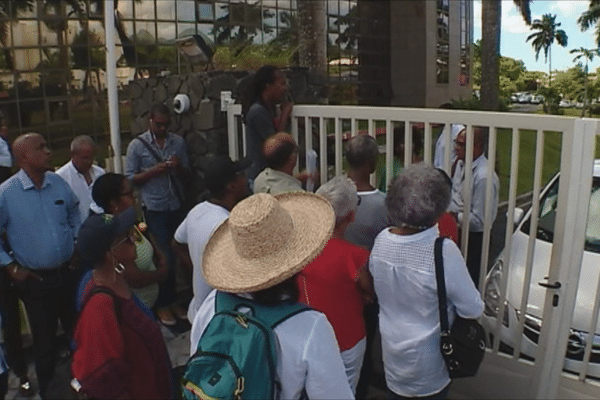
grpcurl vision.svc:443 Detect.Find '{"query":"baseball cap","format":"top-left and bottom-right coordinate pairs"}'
top-left (204, 155), bottom-right (251, 195)
top-left (77, 207), bottom-right (137, 267)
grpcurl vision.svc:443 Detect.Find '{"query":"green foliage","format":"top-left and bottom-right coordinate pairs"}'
top-left (450, 96), bottom-right (510, 112)
top-left (537, 86), bottom-right (563, 115)
top-left (212, 44), bottom-right (296, 71)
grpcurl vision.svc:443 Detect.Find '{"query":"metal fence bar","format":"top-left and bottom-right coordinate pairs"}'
top-left (492, 127), bottom-right (520, 354)
top-left (424, 122), bottom-right (433, 165)
top-left (291, 116), bottom-right (299, 176)
top-left (580, 271), bottom-right (600, 380)
top-left (513, 129), bottom-right (545, 361)
top-left (227, 104), bottom-right (240, 160)
top-left (385, 119), bottom-right (393, 191)
top-left (335, 117), bottom-right (342, 177)
top-left (461, 125), bottom-right (474, 256)
top-left (319, 117), bottom-right (327, 186)
top-left (532, 119), bottom-right (597, 399)
top-left (479, 126), bottom-right (498, 291)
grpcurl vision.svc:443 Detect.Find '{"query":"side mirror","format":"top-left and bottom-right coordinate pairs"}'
top-left (513, 207), bottom-right (525, 226)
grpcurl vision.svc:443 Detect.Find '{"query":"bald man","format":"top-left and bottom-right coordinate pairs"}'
top-left (0, 133), bottom-right (81, 398)
top-left (253, 132), bottom-right (303, 194)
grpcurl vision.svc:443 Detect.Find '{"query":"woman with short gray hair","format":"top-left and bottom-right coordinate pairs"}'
top-left (370, 163), bottom-right (483, 399)
top-left (296, 175), bottom-right (375, 394)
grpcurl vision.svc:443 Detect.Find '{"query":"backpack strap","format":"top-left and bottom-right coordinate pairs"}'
top-left (215, 291), bottom-right (310, 329)
top-left (79, 286), bottom-right (122, 323)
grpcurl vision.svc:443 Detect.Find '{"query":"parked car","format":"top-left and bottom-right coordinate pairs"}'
top-left (559, 99), bottom-right (574, 108)
top-left (482, 161), bottom-right (600, 378)
top-left (518, 93), bottom-right (531, 103)
top-left (511, 94), bottom-right (519, 103)
top-left (530, 95), bottom-right (544, 104)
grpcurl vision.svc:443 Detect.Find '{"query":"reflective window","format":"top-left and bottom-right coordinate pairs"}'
top-left (436, 0), bottom-right (449, 84)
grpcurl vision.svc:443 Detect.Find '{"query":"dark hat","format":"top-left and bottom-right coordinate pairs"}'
top-left (204, 155), bottom-right (252, 195)
top-left (76, 207), bottom-right (137, 267)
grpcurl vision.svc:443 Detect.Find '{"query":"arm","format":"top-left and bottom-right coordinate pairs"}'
top-left (356, 263), bottom-right (375, 304)
top-left (172, 240), bottom-right (193, 274)
top-left (125, 140), bottom-right (169, 186)
top-left (275, 101), bottom-right (293, 132)
top-left (468, 172), bottom-right (497, 232)
top-left (443, 240), bottom-right (484, 319)
top-left (304, 315), bottom-right (354, 399)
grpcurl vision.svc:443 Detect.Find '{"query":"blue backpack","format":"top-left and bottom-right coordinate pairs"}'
top-left (182, 291), bottom-right (309, 400)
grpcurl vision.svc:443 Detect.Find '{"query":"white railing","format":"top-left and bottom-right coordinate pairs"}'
top-left (228, 103), bottom-right (600, 399)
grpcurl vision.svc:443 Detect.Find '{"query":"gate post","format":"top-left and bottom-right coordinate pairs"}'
top-left (531, 119), bottom-right (598, 398)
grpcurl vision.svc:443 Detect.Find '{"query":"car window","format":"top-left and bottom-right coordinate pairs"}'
top-left (521, 177), bottom-right (600, 252)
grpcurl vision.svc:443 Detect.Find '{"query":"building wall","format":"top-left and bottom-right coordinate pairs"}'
top-left (389, 0), bottom-right (427, 107)
top-left (388, 0), bottom-right (472, 108)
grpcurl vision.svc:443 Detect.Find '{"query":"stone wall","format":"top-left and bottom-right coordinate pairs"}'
top-left (127, 68), bottom-right (327, 203)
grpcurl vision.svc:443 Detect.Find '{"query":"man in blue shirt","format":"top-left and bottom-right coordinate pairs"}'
top-left (126, 103), bottom-right (190, 325)
top-left (0, 133), bottom-right (81, 398)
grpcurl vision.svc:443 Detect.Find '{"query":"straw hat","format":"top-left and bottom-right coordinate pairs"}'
top-left (202, 192), bottom-right (335, 293)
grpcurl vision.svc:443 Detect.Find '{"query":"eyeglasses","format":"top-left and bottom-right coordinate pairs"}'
top-left (111, 233), bottom-right (134, 250)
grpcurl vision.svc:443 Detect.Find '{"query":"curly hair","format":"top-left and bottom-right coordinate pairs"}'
top-left (386, 163), bottom-right (451, 229)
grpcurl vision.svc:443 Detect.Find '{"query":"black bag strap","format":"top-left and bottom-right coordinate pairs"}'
top-left (134, 135), bottom-right (184, 204)
top-left (434, 236), bottom-right (450, 335)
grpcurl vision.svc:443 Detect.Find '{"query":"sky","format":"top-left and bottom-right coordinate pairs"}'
top-left (473, 0), bottom-right (600, 73)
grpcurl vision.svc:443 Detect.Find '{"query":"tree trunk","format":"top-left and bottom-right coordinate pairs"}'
top-left (297, 0), bottom-right (327, 75)
top-left (480, 0), bottom-right (501, 111)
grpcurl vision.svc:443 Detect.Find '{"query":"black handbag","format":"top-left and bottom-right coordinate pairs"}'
top-left (434, 237), bottom-right (486, 379)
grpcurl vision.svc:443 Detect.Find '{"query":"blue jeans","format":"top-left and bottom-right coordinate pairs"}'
top-left (144, 208), bottom-right (184, 309)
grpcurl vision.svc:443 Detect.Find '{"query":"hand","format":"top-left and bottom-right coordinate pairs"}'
top-left (7, 263), bottom-right (42, 283)
top-left (280, 101), bottom-right (293, 115)
top-left (166, 156), bottom-right (180, 170)
top-left (152, 162), bottom-right (170, 176)
top-left (296, 170), bottom-right (319, 185)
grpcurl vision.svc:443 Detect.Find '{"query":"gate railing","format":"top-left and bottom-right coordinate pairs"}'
top-left (227, 104), bottom-right (600, 398)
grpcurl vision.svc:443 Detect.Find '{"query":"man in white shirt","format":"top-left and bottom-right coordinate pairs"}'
top-left (173, 155), bottom-right (250, 322)
top-left (449, 127), bottom-right (499, 285)
top-left (56, 135), bottom-right (105, 225)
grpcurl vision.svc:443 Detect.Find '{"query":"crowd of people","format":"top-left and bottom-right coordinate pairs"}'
top-left (0, 65), bottom-right (496, 399)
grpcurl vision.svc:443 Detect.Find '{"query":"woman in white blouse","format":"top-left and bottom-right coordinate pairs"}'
top-left (370, 164), bottom-right (484, 399)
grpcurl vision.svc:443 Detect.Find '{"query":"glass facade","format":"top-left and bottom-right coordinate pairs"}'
top-left (0, 0), bottom-right (469, 157)
top-left (459, 0), bottom-right (471, 86)
top-left (0, 0), bottom-right (356, 159)
top-left (436, 0), bottom-right (449, 84)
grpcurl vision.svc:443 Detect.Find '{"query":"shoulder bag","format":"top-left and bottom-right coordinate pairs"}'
top-left (434, 236), bottom-right (486, 379)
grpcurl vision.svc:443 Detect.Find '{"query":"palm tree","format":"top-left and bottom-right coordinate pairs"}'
top-left (480, 0), bottom-right (531, 111)
top-left (578, 0), bottom-right (600, 47)
top-left (526, 14), bottom-right (568, 88)
top-left (570, 47), bottom-right (600, 116)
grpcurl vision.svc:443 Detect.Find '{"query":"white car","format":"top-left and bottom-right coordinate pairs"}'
top-left (482, 161), bottom-right (600, 378)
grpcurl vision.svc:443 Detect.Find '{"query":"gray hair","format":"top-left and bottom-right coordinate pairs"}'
top-left (70, 135), bottom-right (96, 153)
top-left (385, 163), bottom-right (451, 229)
top-left (316, 175), bottom-right (357, 223)
top-left (345, 135), bottom-right (379, 169)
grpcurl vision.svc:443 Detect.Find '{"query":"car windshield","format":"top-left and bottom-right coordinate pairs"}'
top-left (521, 177), bottom-right (600, 253)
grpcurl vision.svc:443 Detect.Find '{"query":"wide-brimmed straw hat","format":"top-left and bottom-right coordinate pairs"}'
top-left (202, 192), bottom-right (335, 293)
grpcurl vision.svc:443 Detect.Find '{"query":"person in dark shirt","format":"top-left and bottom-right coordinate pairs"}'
top-left (242, 65), bottom-right (292, 182)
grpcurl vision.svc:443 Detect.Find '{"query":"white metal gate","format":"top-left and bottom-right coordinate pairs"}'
top-left (227, 104), bottom-right (600, 399)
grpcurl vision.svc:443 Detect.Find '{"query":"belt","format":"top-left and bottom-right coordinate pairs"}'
top-left (28, 262), bottom-right (71, 276)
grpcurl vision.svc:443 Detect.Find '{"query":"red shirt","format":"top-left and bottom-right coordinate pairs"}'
top-left (296, 237), bottom-right (370, 351)
top-left (438, 212), bottom-right (459, 244)
top-left (71, 274), bottom-right (173, 399)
